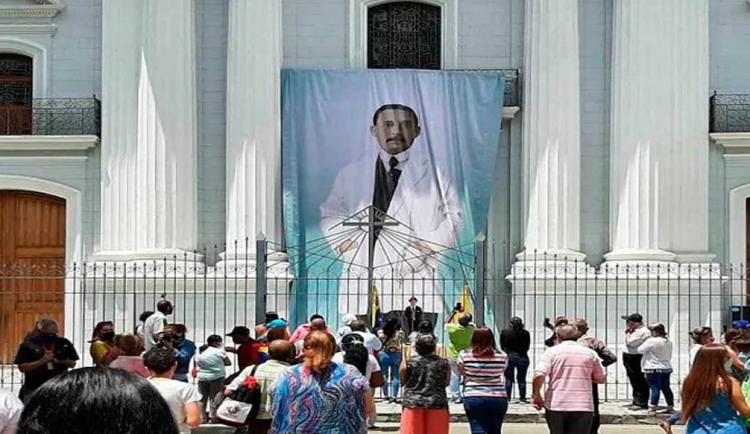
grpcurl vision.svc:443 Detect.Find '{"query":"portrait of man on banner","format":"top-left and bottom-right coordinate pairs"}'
top-left (281, 69), bottom-right (504, 324)
top-left (320, 103), bottom-right (462, 315)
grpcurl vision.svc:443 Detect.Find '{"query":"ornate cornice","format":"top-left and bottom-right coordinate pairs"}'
top-left (0, 2), bottom-right (64, 19)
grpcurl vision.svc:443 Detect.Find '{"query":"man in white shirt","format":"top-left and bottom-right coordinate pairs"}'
top-left (0, 388), bottom-right (22, 434)
top-left (621, 313), bottom-right (650, 410)
top-left (143, 300), bottom-right (173, 351)
top-left (350, 320), bottom-right (382, 354)
top-left (144, 347), bottom-right (201, 434)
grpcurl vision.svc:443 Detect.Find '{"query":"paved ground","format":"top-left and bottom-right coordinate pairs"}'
top-left (199, 422), bottom-right (683, 433)
top-left (369, 424), bottom-right (683, 434)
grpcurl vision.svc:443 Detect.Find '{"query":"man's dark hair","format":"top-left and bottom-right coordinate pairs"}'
top-left (143, 347), bottom-right (176, 374)
top-left (18, 367), bottom-right (178, 434)
top-left (417, 320), bottom-right (434, 334)
top-left (350, 320), bottom-right (366, 332)
top-left (415, 334), bottom-right (437, 356)
top-left (139, 311), bottom-right (153, 322)
top-left (310, 314), bottom-right (324, 322)
top-left (372, 104), bottom-right (419, 127)
top-left (156, 300), bottom-right (172, 314)
top-left (265, 312), bottom-right (279, 323)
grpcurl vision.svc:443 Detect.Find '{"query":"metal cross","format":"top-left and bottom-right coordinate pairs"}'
top-left (342, 206), bottom-right (399, 325)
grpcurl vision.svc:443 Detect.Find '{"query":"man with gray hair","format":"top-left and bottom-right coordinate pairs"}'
top-left (532, 324), bottom-right (606, 434)
top-left (444, 312), bottom-right (475, 403)
top-left (14, 319), bottom-right (79, 402)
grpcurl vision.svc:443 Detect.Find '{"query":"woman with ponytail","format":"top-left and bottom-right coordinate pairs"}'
top-left (269, 331), bottom-right (369, 433)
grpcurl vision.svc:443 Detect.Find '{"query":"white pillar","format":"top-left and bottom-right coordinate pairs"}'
top-left (97, 0), bottom-right (201, 270)
top-left (513, 0), bottom-right (586, 275)
top-left (217, 0), bottom-right (286, 274)
top-left (605, 0), bottom-right (712, 268)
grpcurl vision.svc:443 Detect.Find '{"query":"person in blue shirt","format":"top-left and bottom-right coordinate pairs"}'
top-left (161, 324), bottom-right (196, 382)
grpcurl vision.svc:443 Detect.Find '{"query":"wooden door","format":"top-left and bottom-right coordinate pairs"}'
top-left (0, 191), bottom-right (65, 363)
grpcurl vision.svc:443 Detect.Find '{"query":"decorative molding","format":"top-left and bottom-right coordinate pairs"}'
top-left (0, 135), bottom-right (98, 151)
top-left (0, 24), bottom-right (57, 35)
top-left (348, 0), bottom-right (458, 69)
top-left (502, 106), bottom-right (519, 120)
top-left (0, 4), bottom-right (64, 19)
top-left (0, 156), bottom-right (88, 164)
top-left (711, 132), bottom-right (750, 155)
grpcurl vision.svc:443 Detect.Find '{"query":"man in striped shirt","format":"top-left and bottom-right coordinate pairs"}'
top-left (532, 324), bottom-right (606, 434)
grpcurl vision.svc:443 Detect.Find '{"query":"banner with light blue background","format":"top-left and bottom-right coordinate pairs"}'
top-left (282, 69), bottom-right (504, 327)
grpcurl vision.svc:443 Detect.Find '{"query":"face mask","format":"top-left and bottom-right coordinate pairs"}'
top-left (101, 332), bottom-right (115, 341)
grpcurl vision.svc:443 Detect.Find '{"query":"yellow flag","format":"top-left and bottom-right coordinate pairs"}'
top-left (370, 284), bottom-right (380, 328)
top-left (452, 282), bottom-right (474, 323)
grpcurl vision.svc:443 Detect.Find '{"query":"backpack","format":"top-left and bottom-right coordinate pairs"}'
top-left (215, 365), bottom-right (263, 427)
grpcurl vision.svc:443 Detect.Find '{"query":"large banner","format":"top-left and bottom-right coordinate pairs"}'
top-left (282, 69), bottom-right (504, 325)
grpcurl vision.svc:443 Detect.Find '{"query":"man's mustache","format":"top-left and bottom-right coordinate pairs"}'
top-left (386, 136), bottom-right (405, 143)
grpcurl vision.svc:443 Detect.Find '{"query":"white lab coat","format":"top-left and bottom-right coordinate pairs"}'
top-left (320, 150), bottom-right (462, 313)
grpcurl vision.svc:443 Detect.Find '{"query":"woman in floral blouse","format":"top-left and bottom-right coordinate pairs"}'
top-left (269, 330), bottom-right (369, 434)
top-left (399, 333), bottom-right (451, 434)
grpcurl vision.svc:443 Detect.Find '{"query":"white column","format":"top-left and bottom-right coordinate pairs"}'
top-left (514, 0), bottom-right (586, 274)
top-left (605, 0), bottom-right (712, 268)
top-left (97, 0), bottom-right (200, 269)
top-left (217, 0), bottom-right (286, 274)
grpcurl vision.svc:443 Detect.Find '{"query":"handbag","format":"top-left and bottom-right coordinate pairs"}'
top-left (215, 365), bottom-right (262, 427)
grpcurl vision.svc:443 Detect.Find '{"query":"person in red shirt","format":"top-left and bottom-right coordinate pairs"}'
top-left (225, 326), bottom-right (266, 370)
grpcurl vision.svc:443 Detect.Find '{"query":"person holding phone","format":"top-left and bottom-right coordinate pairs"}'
top-left (14, 319), bottom-right (79, 403)
top-left (444, 313), bottom-right (475, 403)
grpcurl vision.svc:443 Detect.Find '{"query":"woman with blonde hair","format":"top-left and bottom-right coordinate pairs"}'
top-left (269, 331), bottom-right (369, 433)
top-left (680, 343), bottom-right (750, 433)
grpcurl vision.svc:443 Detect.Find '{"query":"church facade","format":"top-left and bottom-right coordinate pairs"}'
top-left (0, 0), bottom-right (749, 371)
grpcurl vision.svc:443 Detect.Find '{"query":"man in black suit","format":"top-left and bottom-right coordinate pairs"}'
top-left (404, 297), bottom-right (422, 336)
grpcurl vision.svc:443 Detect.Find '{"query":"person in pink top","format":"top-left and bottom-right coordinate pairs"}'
top-left (532, 324), bottom-right (606, 434)
top-left (289, 315), bottom-right (332, 343)
top-left (108, 333), bottom-right (150, 378)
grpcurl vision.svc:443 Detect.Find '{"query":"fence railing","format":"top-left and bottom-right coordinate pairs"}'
top-left (1, 243), bottom-right (749, 402)
top-left (0, 98), bottom-right (100, 136)
top-left (711, 93), bottom-right (750, 133)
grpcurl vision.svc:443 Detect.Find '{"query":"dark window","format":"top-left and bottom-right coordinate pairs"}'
top-left (367, 1), bottom-right (441, 70)
top-left (0, 53), bottom-right (32, 135)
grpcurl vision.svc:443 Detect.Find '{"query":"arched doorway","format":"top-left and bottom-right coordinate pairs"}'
top-left (0, 190), bottom-right (65, 363)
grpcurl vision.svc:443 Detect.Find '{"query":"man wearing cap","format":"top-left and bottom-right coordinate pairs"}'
top-left (621, 313), bottom-right (650, 410)
top-left (576, 318), bottom-right (616, 434)
top-left (688, 326), bottom-right (714, 366)
top-left (225, 326), bottom-right (265, 370)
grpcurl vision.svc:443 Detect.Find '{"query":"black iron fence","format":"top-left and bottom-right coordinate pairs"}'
top-left (1, 242), bottom-right (748, 402)
top-left (711, 93), bottom-right (750, 133)
top-left (0, 98), bottom-right (100, 136)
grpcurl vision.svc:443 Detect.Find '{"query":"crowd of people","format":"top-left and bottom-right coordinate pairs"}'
top-left (3, 300), bottom-right (750, 434)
